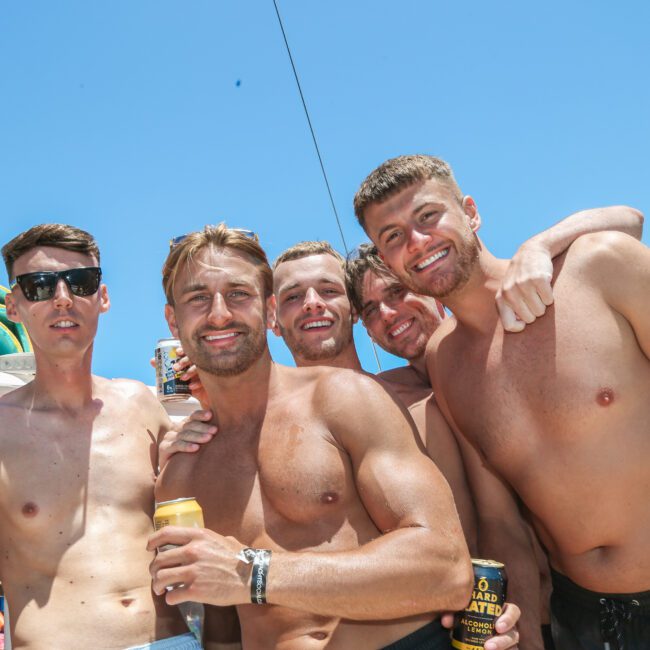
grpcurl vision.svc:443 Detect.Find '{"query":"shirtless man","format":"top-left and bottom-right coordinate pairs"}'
top-left (147, 224), bottom-right (519, 650)
top-left (354, 154), bottom-right (649, 650)
top-left (0, 224), bottom-right (195, 649)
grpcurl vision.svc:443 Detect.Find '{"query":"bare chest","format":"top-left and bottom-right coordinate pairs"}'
top-left (438, 283), bottom-right (649, 473)
top-left (0, 408), bottom-right (156, 538)
top-left (180, 412), bottom-right (361, 548)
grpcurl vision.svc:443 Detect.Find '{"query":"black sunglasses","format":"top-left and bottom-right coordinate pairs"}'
top-left (11, 267), bottom-right (103, 302)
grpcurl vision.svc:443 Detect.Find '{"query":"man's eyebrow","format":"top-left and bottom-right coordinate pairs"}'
top-left (278, 281), bottom-right (300, 295)
top-left (226, 280), bottom-right (256, 289)
top-left (278, 277), bottom-right (343, 295)
top-left (179, 282), bottom-right (208, 295)
top-left (179, 279), bottom-right (256, 294)
top-left (361, 298), bottom-right (375, 312)
top-left (413, 200), bottom-right (445, 217)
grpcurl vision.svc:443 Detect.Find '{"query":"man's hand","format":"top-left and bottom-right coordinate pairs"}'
top-left (496, 242), bottom-right (554, 333)
top-left (148, 526), bottom-right (250, 607)
top-left (173, 346), bottom-right (210, 408)
top-left (158, 410), bottom-right (217, 470)
top-left (441, 602), bottom-right (520, 649)
top-left (150, 346), bottom-right (209, 407)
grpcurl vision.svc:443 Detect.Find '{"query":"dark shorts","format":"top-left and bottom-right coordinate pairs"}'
top-left (550, 568), bottom-right (650, 650)
top-left (381, 619), bottom-right (450, 650)
top-left (541, 623), bottom-right (556, 649)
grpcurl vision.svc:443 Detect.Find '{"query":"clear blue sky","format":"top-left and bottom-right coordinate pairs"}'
top-left (1, 1), bottom-right (648, 383)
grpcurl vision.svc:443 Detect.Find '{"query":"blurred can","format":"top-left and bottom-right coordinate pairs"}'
top-left (155, 338), bottom-right (191, 401)
top-left (153, 498), bottom-right (205, 643)
top-left (452, 559), bottom-right (507, 650)
top-left (154, 497), bottom-right (204, 539)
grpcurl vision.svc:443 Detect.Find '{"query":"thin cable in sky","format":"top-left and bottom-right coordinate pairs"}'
top-left (271, 0), bottom-right (348, 255)
top-left (271, 0), bottom-right (383, 371)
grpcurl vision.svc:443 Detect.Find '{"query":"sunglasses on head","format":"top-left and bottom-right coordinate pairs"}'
top-left (169, 228), bottom-right (257, 249)
top-left (11, 267), bottom-right (103, 302)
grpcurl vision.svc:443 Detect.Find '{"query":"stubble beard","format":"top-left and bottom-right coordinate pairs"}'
top-left (280, 318), bottom-right (354, 363)
top-left (189, 323), bottom-right (268, 377)
top-left (410, 236), bottom-right (480, 300)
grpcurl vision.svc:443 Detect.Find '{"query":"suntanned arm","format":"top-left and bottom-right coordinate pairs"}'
top-left (149, 371), bottom-right (473, 620)
top-left (431, 383), bottom-right (544, 650)
top-left (264, 371), bottom-right (473, 619)
top-left (497, 205), bottom-right (644, 331)
top-left (410, 396), bottom-right (478, 555)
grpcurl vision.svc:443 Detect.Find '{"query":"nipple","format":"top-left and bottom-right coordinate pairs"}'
top-left (22, 502), bottom-right (39, 517)
top-left (121, 598), bottom-right (135, 608)
top-left (596, 388), bottom-right (615, 406)
top-left (320, 492), bottom-right (339, 505)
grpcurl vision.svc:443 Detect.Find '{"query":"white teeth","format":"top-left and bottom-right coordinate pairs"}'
top-left (205, 332), bottom-right (238, 341)
top-left (390, 320), bottom-right (413, 337)
top-left (53, 321), bottom-right (76, 328)
top-left (416, 248), bottom-right (448, 270)
top-left (303, 320), bottom-right (332, 330)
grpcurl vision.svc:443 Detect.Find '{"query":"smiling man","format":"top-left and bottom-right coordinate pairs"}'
top-left (147, 224), bottom-right (522, 650)
top-left (355, 154), bottom-right (649, 650)
top-left (271, 241), bottom-right (362, 370)
top-left (0, 224), bottom-right (193, 650)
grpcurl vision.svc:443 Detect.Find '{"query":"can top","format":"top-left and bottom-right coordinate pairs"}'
top-left (471, 558), bottom-right (505, 569)
top-left (155, 497), bottom-right (197, 508)
top-left (156, 338), bottom-right (180, 346)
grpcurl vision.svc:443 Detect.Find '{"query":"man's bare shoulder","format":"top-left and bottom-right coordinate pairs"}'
top-left (558, 230), bottom-right (644, 280)
top-left (96, 376), bottom-right (165, 414)
top-left (377, 365), bottom-right (420, 387)
top-left (0, 380), bottom-right (33, 409)
top-left (427, 313), bottom-right (458, 349)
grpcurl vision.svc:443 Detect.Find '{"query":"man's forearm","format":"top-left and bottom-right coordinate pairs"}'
top-left (265, 527), bottom-right (473, 620)
top-left (525, 206), bottom-right (643, 259)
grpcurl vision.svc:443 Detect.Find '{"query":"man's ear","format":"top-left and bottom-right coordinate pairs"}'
top-left (99, 284), bottom-right (110, 314)
top-left (266, 294), bottom-right (279, 333)
top-left (377, 248), bottom-right (393, 271)
top-left (4, 291), bottom-right (21, 322)
top-left (164, 303), bottom-right (180, 338)
top-left (462, 196), bottom-right (481, 233)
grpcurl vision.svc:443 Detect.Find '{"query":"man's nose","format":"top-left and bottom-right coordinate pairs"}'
top-left (379, 301), bottom-right (398, 323)
top-left (303, 287), bottom-right (325, 312)
top-left (53, 279), bottom-right (73, 309)
top-left (207, 293), bottom-right (233, 327)
top-left (406, 228), bottom-right (431, 254)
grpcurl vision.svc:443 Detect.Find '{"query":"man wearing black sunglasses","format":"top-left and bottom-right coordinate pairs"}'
top-left (0, 224), bottom-right (199, 649)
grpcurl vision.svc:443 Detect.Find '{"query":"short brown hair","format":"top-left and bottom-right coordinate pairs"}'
top-left (345, 243), bottom-right (395, 313)
top-left (162, 224), bottom-right (272, 305)
top-left (2, 223), bottom-right (100, 281)
top-left (354, 154), bottom-right (463, 229)
top-left (273, 241), bottom-right (344, 270)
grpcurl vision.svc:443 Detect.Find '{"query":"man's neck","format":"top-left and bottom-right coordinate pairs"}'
top-left (294, 341), bottom-right (363, 371)
top-left (198, 349), bottom-right (276, 429)
top-left (441, 250), bottom-right (510, 333)
top-left (407, 356), bottom-right (429, 383)
top-left (31, 347), bottom-right (97, 412)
